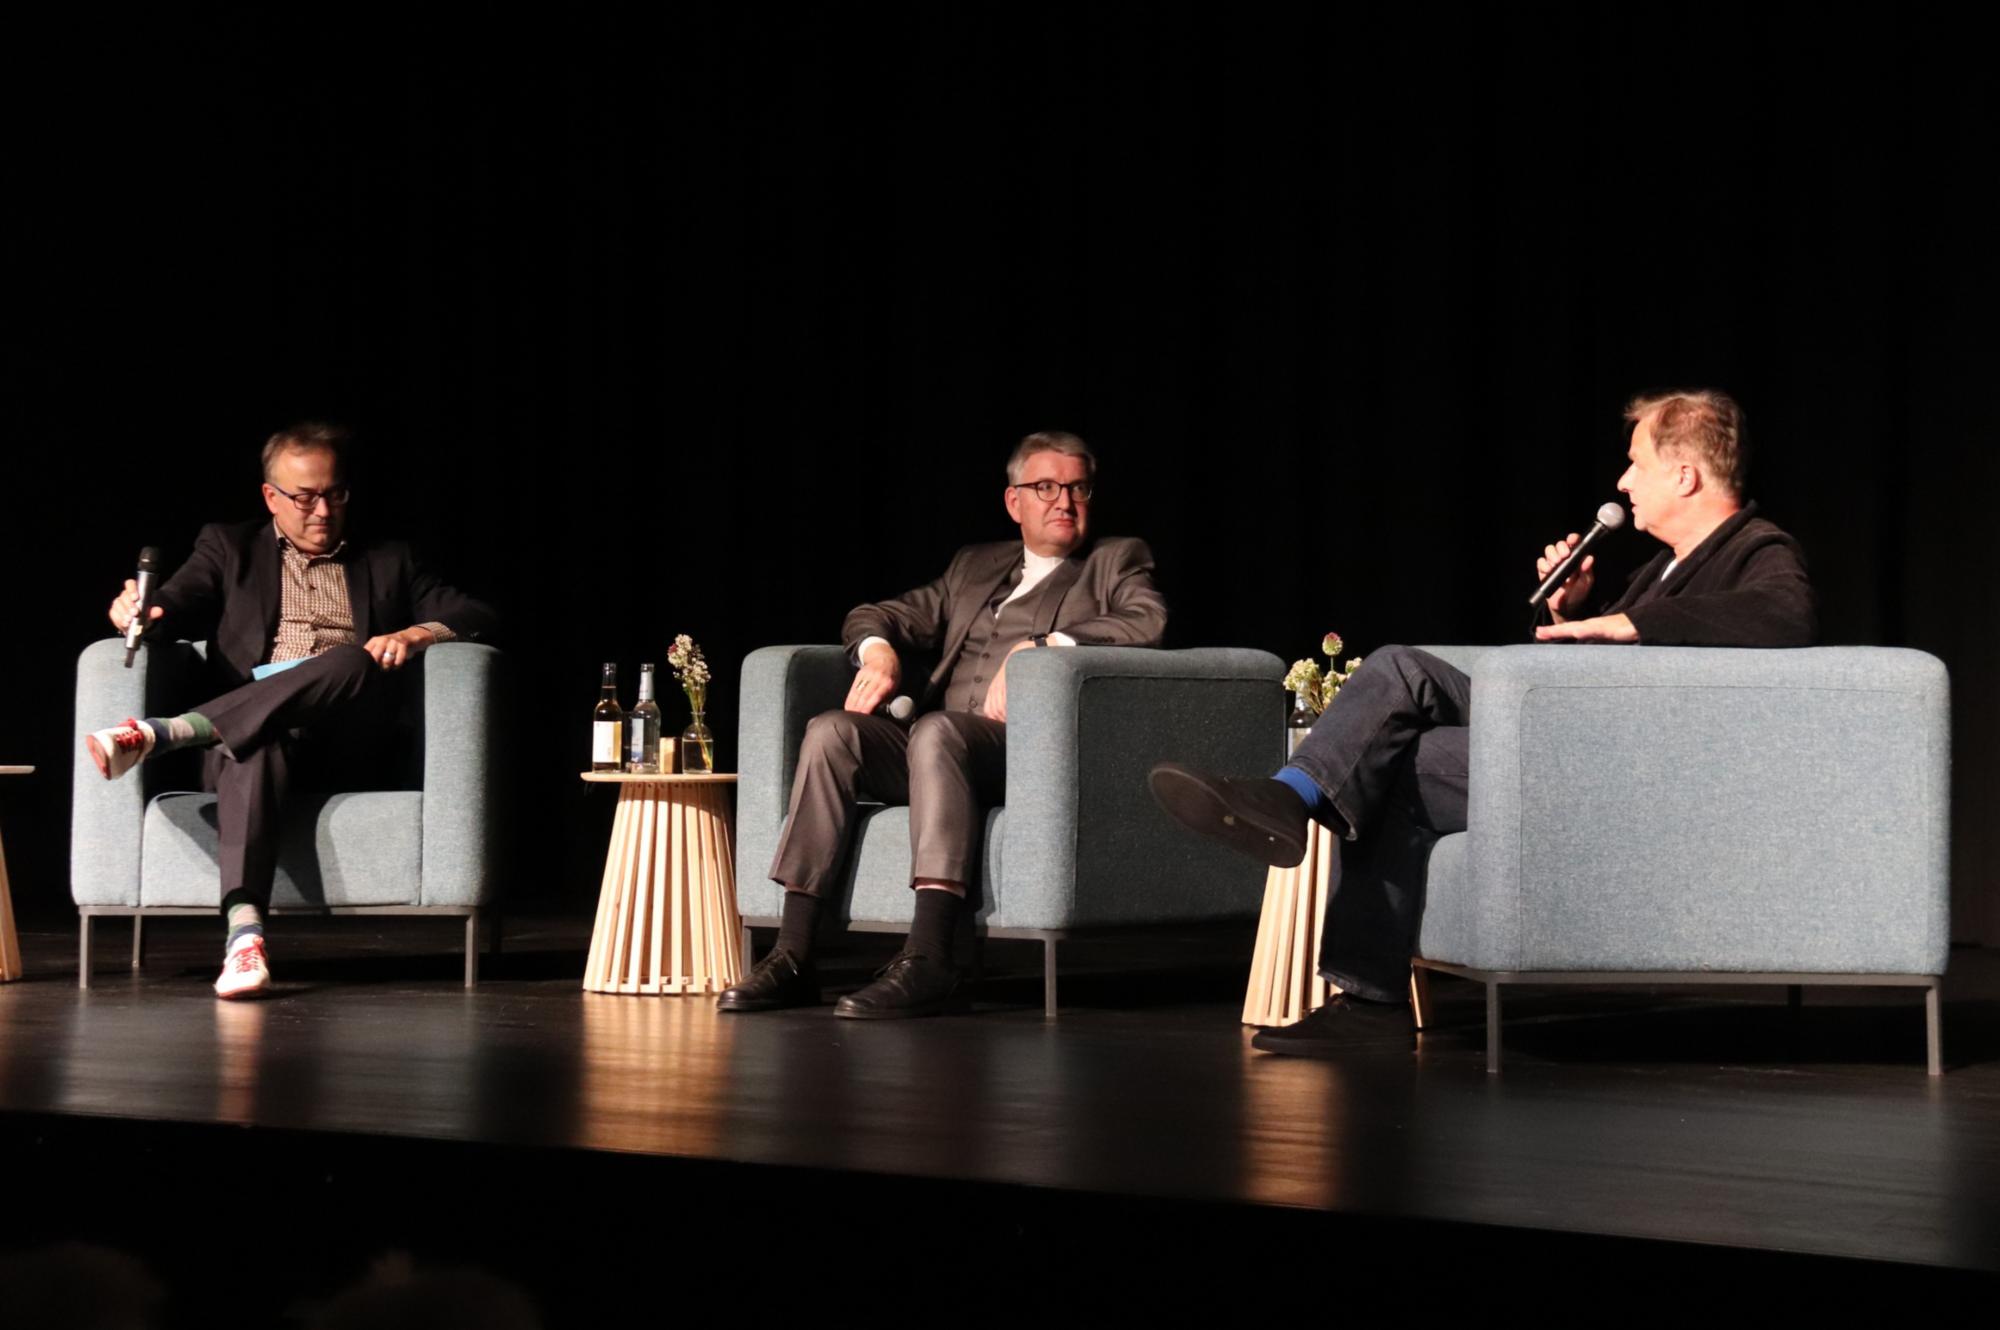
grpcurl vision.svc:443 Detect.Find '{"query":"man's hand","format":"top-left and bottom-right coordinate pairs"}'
top-left (1537, 532), bottom-right (1596, 622)
top-left (844, 641), bottom-right (902, 714)
top-left (362, 625), bottom-right (438, 671)
top-left (981, 639), bottom-right (1039, 723)
top-left (1535, 613), bottom-right (1638, 643)
top-left (109, 578), bottom-right (165, 634)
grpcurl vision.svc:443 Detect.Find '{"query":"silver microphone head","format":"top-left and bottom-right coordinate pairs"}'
top-left (1596, 502), bottom-right (1627, 530)
top-left (886, 695), bottom-right (915, 721)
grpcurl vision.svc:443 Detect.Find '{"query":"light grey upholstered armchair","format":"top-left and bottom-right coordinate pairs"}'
top-left (1409, 645), bottom-right (1951, 1073)
top-left (737, 644), bottom-right (1287, 1014)
top-left (70, 638), bottom-right (507, 987)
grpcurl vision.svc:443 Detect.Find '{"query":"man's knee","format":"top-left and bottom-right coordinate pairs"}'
top-left (319, 643), bottom-right (376, 681)
top-left (908, 712), bottom-right (971, 765)
top-left (800, 709), bottom-right (863, 760)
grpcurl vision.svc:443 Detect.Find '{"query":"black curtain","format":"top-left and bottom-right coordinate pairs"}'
top-left (8, 8), bottom-right (1995, 936)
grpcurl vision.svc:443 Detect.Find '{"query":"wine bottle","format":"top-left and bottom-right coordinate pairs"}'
top-left (591, 663), bottom-right (624, 773)
top-left (627, 663), bottom-right (662, 774)
top-left (1286, 691), bottom-right (1316, 758)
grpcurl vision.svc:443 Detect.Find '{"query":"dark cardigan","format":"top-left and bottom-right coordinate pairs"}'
top-left (1590, 502), bottom-right (1817, 647)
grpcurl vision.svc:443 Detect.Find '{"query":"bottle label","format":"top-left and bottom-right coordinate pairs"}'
top-left (593, 721), bottom-right (622, 763)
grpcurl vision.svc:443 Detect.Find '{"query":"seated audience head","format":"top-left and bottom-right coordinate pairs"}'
top-left (1618, 390), bottom-right (1746, 540)
top-left (260, 421), bottom-right (352, 556)
top-left (1003, 430), bottom-right (1096, 558)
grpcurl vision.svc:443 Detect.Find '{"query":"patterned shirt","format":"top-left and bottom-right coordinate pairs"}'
top-left (268, 523), bottom-right (455, 663)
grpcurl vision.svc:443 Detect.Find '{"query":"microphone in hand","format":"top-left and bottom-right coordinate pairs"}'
top-left (1528, 503), bottom-right (1625, 611)
top-left (123, 546), bottom-right (162, 668)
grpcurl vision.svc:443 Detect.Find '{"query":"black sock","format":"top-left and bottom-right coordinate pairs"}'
top-left (776, 891), bottom-right (821, 961)
top-left (904, 888), bottom-right (961, 965)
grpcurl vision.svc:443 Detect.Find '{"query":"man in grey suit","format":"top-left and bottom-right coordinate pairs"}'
top-left (720, 431), bottom-right (1168, 1019)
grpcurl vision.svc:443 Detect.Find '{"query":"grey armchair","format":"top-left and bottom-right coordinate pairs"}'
top-left (70, 638), bottom-right (507, 987)
top-left (736, 644), bottom-right (1287, 1013)
top-left (1409, 645), bottom-right (1951, 1073)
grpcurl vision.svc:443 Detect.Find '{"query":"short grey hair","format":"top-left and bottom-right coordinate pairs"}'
top-left (1005, 430), bottom-right (1096, 485)
top-left (261, 421), bottom-right (350, 481)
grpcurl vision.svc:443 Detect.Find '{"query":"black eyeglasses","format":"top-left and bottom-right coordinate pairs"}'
top-left (1010, 479), bottom-right (1094, 502)
top-left (267, 481), bottom-right (352, 512)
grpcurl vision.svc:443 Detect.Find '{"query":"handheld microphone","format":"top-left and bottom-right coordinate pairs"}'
top-left (123, 546), bottom-right (161, 668)
top-left (1528, 503), bottom-right (1626, 609)
top-left (882, 695), bottom-right (915, 722)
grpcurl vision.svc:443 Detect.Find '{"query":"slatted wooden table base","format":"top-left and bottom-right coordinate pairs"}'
top-left (581, 773), bottom-right (743, 996)
top-left (1, 765), bottom-right (31, 982)
top-left (1242, 822), bottom-right (1339, 1027)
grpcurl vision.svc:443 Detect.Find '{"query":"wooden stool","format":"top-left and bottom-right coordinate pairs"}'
top-left (1, 765), bottom-right (31, 982)
top-left (581, 773), bottom-right (743, 995)
top-left (1241, 820), bottom-right (1427, 1028)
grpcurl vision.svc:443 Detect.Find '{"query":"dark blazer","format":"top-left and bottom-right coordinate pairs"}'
top-left (1593, 502), bottom-right (1817, 647)
top-left (150, 519), bottom-right (501, 690)
top-left (841, 535), bottom-right (1168, 709)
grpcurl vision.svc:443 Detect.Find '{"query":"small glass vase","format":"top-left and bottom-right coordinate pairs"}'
top-left (680, 712), bottom-right (714, 774)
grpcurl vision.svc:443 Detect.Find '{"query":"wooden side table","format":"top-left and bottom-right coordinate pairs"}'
top-left (1242, 822), bottom-right (1337, 1027)
top-left (580, 772), bottom-right (743, 996)
top-left (1241, 820), bottom-right (1427, 1028)
top-left (1, 765), bottom-right (31, 982)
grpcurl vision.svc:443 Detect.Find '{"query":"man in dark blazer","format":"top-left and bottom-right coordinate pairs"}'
top-left (1151, 389), bottom-right (1816, 1057)
top-left (84, 423), bottom-right (498, 999)
top-left (720, 431), bottom-right (1168, 1019)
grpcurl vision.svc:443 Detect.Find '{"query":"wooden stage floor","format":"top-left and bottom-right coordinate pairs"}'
top-left (3, 915), bottom-right (1997, 1318)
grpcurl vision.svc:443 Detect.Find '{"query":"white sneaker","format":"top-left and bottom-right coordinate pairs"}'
top-left (85, 718), bottom-right (155, 781)
top-left (214, 937), bottom-right (271, 999)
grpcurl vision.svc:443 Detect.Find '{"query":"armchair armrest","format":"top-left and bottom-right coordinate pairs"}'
top-left (997, 646), bottom-right (1286, 929)
top-left (737, 646), bottom-right (857, 904)
top-left (418, 643), bottom-right (507, 907)
top-left (1452, 644), bottom-right (1950, 974)
top-left (71, 638), bottom-right (208, 906)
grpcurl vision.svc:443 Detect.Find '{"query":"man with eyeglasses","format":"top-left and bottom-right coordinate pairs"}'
top-left (83, 422), bottom-right (498, 998)
top-left (720, 430), bottom-right (1167, 1019)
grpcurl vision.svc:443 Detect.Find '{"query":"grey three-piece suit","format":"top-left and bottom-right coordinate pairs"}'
top-left (769, 536), bottom-right (1167, 897)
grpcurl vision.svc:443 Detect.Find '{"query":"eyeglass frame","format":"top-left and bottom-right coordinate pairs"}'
top-left (1008, 479), bottom-right (1095, 503)
top-left (265, 480), bottom-right (353, 512)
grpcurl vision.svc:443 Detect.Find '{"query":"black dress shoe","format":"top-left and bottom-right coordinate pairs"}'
top-left (1249, 995), bottom-right (1413, 1058)
top-left (1148, 761), bottom-right (1312, 869)
top-left (833, 952), bottom-right (964, 1020)
top-left (717, 947), bottom-right (820, 1012)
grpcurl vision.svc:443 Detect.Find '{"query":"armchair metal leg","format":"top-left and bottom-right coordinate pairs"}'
top-left (463, 910), bottom-right (480, 988)
top-left (1043, 938), bottom-right (1058, 1019)
top-left (1926, 981), bottom-right (1942, 1076)
top-left (1485, 981), bottom-right (1502, 1074)
top-left (132, 915), bottom-right (145, 971)
top-left (1410, 966), bottom-right (1432, 1031)
top-left (79, 914), bottom-right (92, 990)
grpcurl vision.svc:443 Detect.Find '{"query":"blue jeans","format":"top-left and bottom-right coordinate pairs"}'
top-left (1287, 646), bottom-right (1470, 1001)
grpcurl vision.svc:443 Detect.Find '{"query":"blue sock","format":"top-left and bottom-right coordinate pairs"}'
top-left (1273, 765), bottom-right (1335, 823)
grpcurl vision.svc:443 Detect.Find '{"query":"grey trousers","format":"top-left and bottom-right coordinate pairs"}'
top-left (768, 708), bottom-right (1007, 897)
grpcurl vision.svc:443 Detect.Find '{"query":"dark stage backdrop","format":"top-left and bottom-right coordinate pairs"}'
top-left (6, 10), bottom-right (1996, 939)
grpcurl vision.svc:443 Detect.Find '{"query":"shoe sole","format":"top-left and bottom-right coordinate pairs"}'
top-left (215, 981), bottom-right (271, 1000)
top-left (1148, 765), bottom-right (1307, 869)
top-left (85, 735), bottom-right (117, 780)
top-left (716, 993), bottom-right (820, 1012)
top-left (831, 996), bottom-right (966, 1020)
